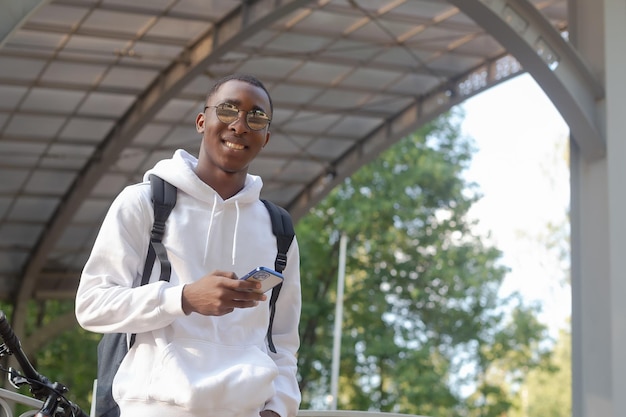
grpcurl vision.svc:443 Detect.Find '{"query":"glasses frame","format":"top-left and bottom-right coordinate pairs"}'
top-left (204, 103), bottom-right (271, 131)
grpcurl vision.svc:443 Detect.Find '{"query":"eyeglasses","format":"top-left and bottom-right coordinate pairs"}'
top-left (204, 103), bottom-right (271, 131)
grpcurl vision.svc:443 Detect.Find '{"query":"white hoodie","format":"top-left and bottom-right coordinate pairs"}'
top-left (76, 149), bottom-right (302, 417)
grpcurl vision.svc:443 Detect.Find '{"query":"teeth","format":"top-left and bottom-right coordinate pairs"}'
top-left (225, 141), bottom-right (244, 150)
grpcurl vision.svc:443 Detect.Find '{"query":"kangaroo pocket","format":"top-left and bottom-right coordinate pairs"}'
top-left (146, 339), bottom-right (278, 412)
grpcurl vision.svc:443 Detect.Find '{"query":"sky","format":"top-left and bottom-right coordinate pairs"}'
top-left (459, 73), bottom-right (571, 337)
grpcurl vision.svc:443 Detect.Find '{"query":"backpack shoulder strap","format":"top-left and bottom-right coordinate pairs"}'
top-left (261, 199), bottom-right (295, 353)
top-left (140, 174), bottom-right (177, 286)
top-left (131, 175), bottom-right (177, 348)
top-left (261, 199), bottom-right (294, 273)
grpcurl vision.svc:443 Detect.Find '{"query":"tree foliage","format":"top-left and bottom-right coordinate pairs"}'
top-left (508, 327), bottom-right (571, 417)
top-left (296, 110), bottom-right (550, 416)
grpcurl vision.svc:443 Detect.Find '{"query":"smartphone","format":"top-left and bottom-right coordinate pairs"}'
top-left (239, 266), bottom-right (284, 293)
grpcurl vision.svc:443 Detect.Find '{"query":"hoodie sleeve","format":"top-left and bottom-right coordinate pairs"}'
top-left (263, 238), bottom-right (302, 417)
top-left (75, 183), bottom-right (185, 334)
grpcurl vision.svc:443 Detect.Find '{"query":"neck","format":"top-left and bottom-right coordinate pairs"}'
top-left (198, 169), bottom-right (246, 200)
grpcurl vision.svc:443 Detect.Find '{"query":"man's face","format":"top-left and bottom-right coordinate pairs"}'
top-left (196, 80), bottom-right (271, 176)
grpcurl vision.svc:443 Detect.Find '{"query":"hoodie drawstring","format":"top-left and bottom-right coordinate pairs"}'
top-left (232, 201), bottom-right (240, 265)
top-left (204, 194), bottom-right (218, 261)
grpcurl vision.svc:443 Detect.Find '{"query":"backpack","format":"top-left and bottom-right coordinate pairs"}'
top-left (94, 174), bottom-right (295, 417)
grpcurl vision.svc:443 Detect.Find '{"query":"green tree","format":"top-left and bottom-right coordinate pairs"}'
top-left (509, 327), bottom-right (571, 417)
top-left (296, 110), bottom-right (550, 416)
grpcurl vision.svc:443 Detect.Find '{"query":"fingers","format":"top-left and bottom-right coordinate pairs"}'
top-left (182, 271), bottom-right (267, 316)
top-left (212, 270), bottom-right (238, 279)
top-left (205, 295), bottom-right (263, 316)
top-left (215, 270), bottom-right (266, 295)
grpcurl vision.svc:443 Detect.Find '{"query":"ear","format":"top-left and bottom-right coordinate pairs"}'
top-left (262, 130), bottom-right (271, 148)
top-left (196, 112), bottom-right (205, 133)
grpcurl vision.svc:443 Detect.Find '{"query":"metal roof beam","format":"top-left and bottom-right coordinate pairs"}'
top-left (449, 0), bottom-right (605, 160)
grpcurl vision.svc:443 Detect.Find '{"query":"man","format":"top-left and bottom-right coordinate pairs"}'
top-left (76, 74), bottom-right (301, 417)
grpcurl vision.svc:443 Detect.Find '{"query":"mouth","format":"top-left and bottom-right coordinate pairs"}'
top-left (223, 140), bottom-right (246, 151)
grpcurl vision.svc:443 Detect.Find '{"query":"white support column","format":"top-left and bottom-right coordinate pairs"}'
top-left (570, 143), bottom-right (612, 417)
top-left (568, 3), bottom-right (606, 416)
top-left (604, 0), bottom-right (626, 416)
top-left (570, 0), bottom-right (626, 416)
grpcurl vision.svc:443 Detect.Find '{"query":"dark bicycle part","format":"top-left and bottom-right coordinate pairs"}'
top-left (0, 311), bottom-right (50, 398)
top-left (9, 366), bottom-right (31, 388)
top-left (0, 311), bottom-right (89, 417)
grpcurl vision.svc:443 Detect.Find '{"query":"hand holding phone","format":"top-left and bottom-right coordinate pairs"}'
top-left (239, 266), bottom-right (284, 293)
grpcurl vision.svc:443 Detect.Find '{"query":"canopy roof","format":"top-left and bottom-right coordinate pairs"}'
top-left (0, 0), bottom-right (579, 302)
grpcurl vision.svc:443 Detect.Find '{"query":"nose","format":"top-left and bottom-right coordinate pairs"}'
top-left (229, 110), bottom-right (249, 133)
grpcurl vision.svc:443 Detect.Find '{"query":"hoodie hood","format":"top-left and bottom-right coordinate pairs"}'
top-left (143, 149), bottom-right (263, 265)
top-left (143, 149), bottom-right (263, 205)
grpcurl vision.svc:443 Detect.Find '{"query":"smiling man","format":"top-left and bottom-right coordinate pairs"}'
top-left (76, 74), bottom-right (302, 417)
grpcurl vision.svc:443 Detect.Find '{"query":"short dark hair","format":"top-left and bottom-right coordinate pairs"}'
top-left (205, 73), bottom-right (273, 114)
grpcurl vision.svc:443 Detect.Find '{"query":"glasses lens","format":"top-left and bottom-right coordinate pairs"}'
top-left (215, 106), bottom-right (238, 123)
top-left (247, 112), bottom-right (270, 130)
top-left (213, 104), bottom-right (270, 130)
